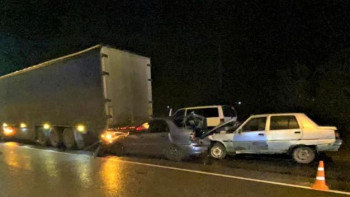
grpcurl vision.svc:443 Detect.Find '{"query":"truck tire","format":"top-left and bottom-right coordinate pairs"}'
top-left (37, 128), bottom-right (49, 146)
top-left (292, 146), bottom-right (316, 164)
top-left (49, 128), bottom-right (62, 148)
top-left (210, 142), bottom-right (227, 159)
top-left (74, 130), bottom-right (85, 149)
top-left (63, 128), bottom-right (76, 150)
top-left (164, 144), bottom-right (185, 162)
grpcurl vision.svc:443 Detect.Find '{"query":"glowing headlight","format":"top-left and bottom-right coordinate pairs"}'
top-left (76, 125), bottom-right (86, 132)
top-left (106, 134), bottom-right (112, 140)
top-left (3, 127), bottom-right (15, 136)
top-left (20, 123), bottom-right (27, 128)
top-left (43, 123), bottom-right (51, 130)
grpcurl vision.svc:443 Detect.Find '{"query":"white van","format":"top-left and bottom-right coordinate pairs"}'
top-left (172, 105), bottom-right (237, 128)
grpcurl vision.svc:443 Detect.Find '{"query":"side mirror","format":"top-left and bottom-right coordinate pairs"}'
top-left (237, 128), bottom-right (242, 134)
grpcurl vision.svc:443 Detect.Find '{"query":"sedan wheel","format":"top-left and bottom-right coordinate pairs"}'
top-left (210, 143), bottom-right (226, 159)
top-left (292, 146), bottom-right (316, 164)
top-left (165, 144), bottom-right (184, 162)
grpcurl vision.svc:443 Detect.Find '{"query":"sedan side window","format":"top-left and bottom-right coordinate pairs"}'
top-left (148, 120), bottom-right (170, 133)
top-left (242, 117), bottom-right (266, 132)
top-left (270, 116), bottom-right (300, 130)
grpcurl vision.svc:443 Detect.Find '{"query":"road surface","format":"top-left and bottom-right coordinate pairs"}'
top-left (0, 142), bottom-right (349, 197)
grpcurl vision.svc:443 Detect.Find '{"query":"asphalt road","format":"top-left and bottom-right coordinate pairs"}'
top-left (0, 142), bottom-right (349, 197)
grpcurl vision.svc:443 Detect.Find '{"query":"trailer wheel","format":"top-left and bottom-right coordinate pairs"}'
top-left (63, 128), bottom-right (76, 150)
top-left (49, 128), bottom-right (62, 148)
top-left (37, 129), bottom-right (49, 146)
top-left (74, 130), bottom-right (85, 149)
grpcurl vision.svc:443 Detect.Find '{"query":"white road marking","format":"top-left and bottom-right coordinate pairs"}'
top-left (10, 144), bottom-right (350, 196)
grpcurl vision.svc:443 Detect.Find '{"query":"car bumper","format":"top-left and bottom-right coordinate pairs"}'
top-left (317, 139), bottom-right (342, 152)
top-left (181, 144), bottom-right (209, 156)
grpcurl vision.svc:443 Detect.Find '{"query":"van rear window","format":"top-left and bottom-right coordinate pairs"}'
top-left (187, 108), bottom-right (219, 118)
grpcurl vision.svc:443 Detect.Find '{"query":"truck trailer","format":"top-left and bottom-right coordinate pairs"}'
top-left (0, 45), bottom-right (153, 149)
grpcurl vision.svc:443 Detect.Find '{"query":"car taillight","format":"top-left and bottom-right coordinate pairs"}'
top-left (136, 126), bottom-right (144, 131)
top-left (136, 122), bottom-right (149, 131)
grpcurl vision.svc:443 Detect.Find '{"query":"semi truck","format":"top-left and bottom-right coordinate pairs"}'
top-left (0, 45), bottom-right (153, 149)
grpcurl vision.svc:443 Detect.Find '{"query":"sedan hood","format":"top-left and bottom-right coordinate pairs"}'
top-left (201, 119), bottom-right (239, 139)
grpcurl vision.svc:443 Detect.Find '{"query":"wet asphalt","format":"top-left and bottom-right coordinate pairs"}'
top-left (0, 142), bottom-right (349, 197)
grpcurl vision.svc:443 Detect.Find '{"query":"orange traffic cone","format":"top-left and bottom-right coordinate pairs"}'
top-left (311, 161), bottom-right (329, 191)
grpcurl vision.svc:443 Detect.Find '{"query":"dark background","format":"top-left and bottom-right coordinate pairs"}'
top-left (0, 0), bottom-right (349, 138)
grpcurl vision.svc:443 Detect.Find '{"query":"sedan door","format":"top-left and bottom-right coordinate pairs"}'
top-left (266, 115), bottom-right (302, 152)
top-left (232, 116), bottom-right (268, 153)
top-left (121, 129), bottom-right (147, 155)
top-left (137, 119), bottom-right (170, 155)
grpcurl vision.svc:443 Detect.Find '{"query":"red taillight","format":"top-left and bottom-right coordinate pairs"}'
top-left (136, 126), bottom-right (144, 131)
top-left (136, 123), bottom-right (149, 131)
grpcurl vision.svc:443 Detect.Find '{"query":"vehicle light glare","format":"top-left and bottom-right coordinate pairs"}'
top-left (3, 127), bottom-right (15, 136)
top-left (20, 123), bottom-right (27, 128)
top-left (76, 125), bottom-right (86, 132)
top-left (43, 123), bottom-right (51, 130)
top-left (2, 123), bottom-right (8, 128)
top-left (143, 122), bottom-right (150, 129)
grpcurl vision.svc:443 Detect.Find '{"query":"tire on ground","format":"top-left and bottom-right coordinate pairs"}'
top-left (164, 144), bottom-right (185, 162)
top-left (49, 127), bottom-right (63, 148)
top-left (74, 130), bottom-right (86, 150)
top-left (63, 128), bottom-right (76, 150)
top-left (292, 146), bottom-right (316, 164)
top-left (210, 142), bottom-right (227, 159)
top-left (37, 128), bottom-right (49, 146)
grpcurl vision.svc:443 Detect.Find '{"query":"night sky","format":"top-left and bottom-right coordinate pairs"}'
top-left (0, 0), bottom-right (349, 132)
